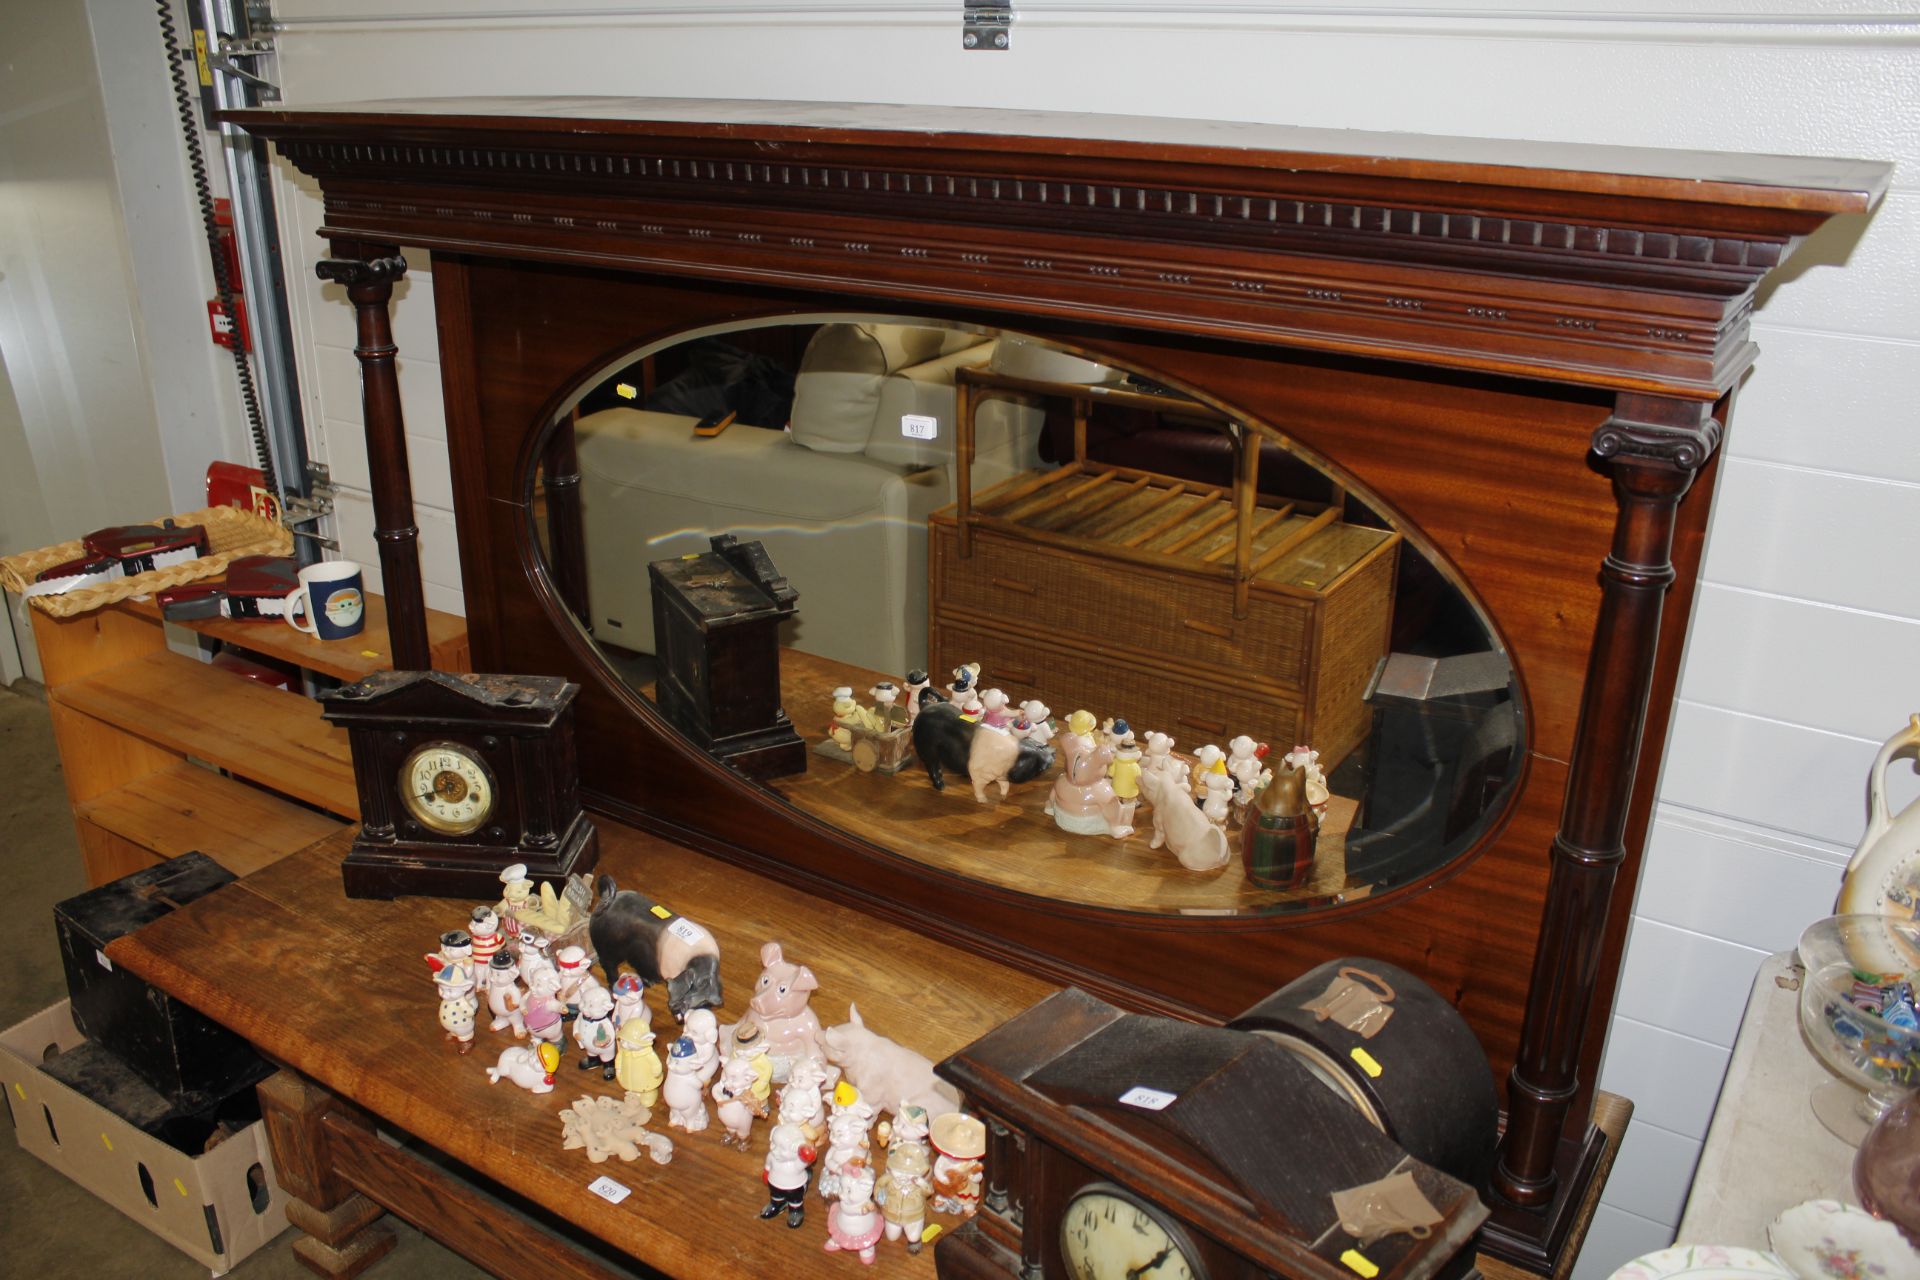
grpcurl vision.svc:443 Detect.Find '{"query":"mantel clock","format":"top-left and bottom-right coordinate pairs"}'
top-left (934, 988), bottom-right (1487, 1280)
top-left (321, 669), bottom-right (598, 899)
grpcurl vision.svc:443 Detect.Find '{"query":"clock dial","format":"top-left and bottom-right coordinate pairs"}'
top-left (399, 741), bottom-right (496, 837)
top-left (1060, 1184), bottom-right (1205, 1280)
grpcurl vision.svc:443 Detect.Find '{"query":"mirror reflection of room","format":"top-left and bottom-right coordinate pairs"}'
top-left (531, 317), bottom-right (1523, 918)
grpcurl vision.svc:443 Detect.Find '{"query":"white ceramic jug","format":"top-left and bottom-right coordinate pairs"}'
top-left (1839, 714), bottom-right (1920, 921)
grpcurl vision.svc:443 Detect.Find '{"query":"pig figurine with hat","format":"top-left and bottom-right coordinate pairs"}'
top-left (931, 1112), bottom-right (987, 1217)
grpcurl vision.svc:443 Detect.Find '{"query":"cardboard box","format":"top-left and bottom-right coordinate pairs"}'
top-left (1, 1000), bottom-right (288, 1274)
top-left (55, 852), bottom-right (272, 1107)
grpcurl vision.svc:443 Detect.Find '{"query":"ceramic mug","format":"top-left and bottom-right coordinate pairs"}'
top-left (284, 560), bottom-right (367, 640)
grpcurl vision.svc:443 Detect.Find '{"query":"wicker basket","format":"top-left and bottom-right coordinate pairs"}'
top-left (0, 506), bottom-right (293, 618)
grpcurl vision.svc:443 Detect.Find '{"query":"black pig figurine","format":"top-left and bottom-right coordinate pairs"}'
top-left (588, 876), bottom-right (724, 1021)
top-left (912, 701), bottom-right (1055, 802)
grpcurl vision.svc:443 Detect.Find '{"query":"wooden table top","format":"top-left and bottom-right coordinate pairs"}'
top-left (105, 823), bottom-right (1058, 1279)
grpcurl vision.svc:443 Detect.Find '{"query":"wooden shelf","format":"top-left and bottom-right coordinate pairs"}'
top-left (75, 762), bottom-right (344, 879)
top-left (116, 590), bottom-right (469, 682)
top-left (25, 567), bottom-right (465, 888)
top-left (51, 649), bottom-right (359, 817)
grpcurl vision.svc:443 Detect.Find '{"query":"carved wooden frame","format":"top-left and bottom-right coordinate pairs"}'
top-left (233, 98), bottom-right (1886, 1269)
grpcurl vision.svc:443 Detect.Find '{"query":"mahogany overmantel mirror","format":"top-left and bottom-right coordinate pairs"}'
top-left (232, 97), bottom-right (1890, 1270)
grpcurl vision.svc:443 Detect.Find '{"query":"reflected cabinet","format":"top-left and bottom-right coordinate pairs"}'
top-left (233, 96), bottom-right (1890, 1268)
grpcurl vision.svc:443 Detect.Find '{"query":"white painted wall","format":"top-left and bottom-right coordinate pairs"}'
top-left (232, 3), bottom-right (1918, 1274)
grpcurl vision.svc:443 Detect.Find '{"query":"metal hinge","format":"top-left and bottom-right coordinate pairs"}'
top-left (283, 462), bottom-right (338, 550)
top-left (963, 0), bottom-right (1011, 50)
top-left (209, 33), bottom-right (281, 101)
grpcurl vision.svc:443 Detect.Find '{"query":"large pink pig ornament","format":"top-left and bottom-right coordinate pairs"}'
top-left (738, 941), bottom-right (826, 1083)
top-left (821, 1004), bottom-right (962, 1122)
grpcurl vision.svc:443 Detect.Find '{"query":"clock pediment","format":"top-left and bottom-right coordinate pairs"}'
top-left (322, 669), bottom-right (578, 731)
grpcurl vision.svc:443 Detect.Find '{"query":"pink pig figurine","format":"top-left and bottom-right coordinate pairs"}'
top-left (737, 942), bottom-right (825, 1083)
top-left (821, 1004), bottom-right (961, 1122)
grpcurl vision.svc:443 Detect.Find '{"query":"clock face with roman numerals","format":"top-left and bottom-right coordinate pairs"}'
top-left (1059, 1182), bottom-right (1206, 1280)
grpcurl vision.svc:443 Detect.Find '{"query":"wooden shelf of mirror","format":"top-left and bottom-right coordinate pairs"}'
top-left (931, 368), bottom-right (1400, 766)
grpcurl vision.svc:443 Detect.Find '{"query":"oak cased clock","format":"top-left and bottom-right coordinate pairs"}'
top-left (321, 669), bottom-right (598, 899)
top-left (933, 988), bottom-right (1488, 1280)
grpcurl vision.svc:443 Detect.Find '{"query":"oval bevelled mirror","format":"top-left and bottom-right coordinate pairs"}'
top-left (528, 315), bottom-right (1525, 919)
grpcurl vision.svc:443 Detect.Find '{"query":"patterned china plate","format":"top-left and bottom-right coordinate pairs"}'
top-left (1768, 1199), bottom-right (1920, 1280)
top-left (1608, 1245), bottom-right (1797, 1280)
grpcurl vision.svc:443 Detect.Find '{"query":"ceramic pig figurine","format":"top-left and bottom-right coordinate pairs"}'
top-left (1017, 700), bottom-right (1055, 746)
top-left (823, 1160), bottom-right (883, 1264)
top-left (1227, 735), bottom-right (1267, 819)
top-left (573, 984), bottom-right (618, 1079)
top-left (434, 967), bottom-right (479, 1055)
top-left (663, 1036), bottom-right (709, 1132)
top-left (912, 702), bottom-right (1055, 803)
top-left (877, 1107), bottom-right (933, 1253)
top-left (931, 1112), bottom-right (987, 1216)
top-left (685, 1007), bottom-right (722, 1084)
top-left (483, 951), bottom-right (526, 1037)
top-left (469, 906), bottom-right (505, 972)
top-left (522, 965), bottom-right (566, 1047)
top-left (588, 876), bottom-right (724, 1021)
top-left (1046, 713), bottom-right (1129, 837)
top-left (714, 1051), bottom-right (767, 1149)
top-left (761, 1123), bottom-right (817, 1228)
top-left (780, 1053), bottom-right (831, 1148)
top-left (977, 688), bottom-right (1014, 729)
top-left (1138, 764), bottom-right (1231, 871)
top-left (903, 670), bottom-right (931, 726)
top-left (615, 1018), bottom-right (664, 1107)
top-left (487, 1042), bottom-right (559, 1094)
top-left (737, 942), bottom-right (825, 1081)
top-left (818, 1082), bottom-right (875, 1200)
top-left (821, 1004), bottom-right (962, 1121)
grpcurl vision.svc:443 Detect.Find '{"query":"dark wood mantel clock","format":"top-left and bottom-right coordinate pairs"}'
top-left (321, 669), bottom-right (598, 899)
top-left (935, 988), bottom-right (1487, 1280)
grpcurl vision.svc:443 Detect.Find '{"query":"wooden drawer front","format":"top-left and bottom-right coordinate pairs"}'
top-left (936, 528), bottom-right (1312, 689)
top-left (931, 618), bottom-right (1305, 750)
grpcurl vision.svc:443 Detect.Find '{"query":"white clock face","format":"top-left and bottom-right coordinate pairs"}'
top-left (1060, 1185), bottom-right (1204, 1280)
top-left (400, 742), bottom-right (495, 837)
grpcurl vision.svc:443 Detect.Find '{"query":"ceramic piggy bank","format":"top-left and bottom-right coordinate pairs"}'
top-left (587, 875), bottom-right (724, 1021)
top-left (821, 1004), bottom-right (961, 1121)
top-left (486, 1042), bottom-right (559, 1094)
top-left (912, 702), bottom-right (1054, 803)
top-left (737, 942), bottom-right (825, 1080)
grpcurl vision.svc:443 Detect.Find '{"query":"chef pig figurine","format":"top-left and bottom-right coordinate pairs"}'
top-left (760, 1122), bottom-right (817, 1229)
top-left (573, 984), bottom-right (618, 1079)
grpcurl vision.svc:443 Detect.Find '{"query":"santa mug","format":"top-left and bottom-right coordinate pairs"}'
top-left (284, 560), bottom-right (366, 640)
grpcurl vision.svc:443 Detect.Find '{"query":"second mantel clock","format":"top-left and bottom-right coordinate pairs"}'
top-left (934, 988), bottom-right (1487, 1280)
top-left (321, 670), bottom-right (598, 899)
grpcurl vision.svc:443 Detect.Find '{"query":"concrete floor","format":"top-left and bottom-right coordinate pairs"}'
top-left (0, 681), bottom-right (483, 1278)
